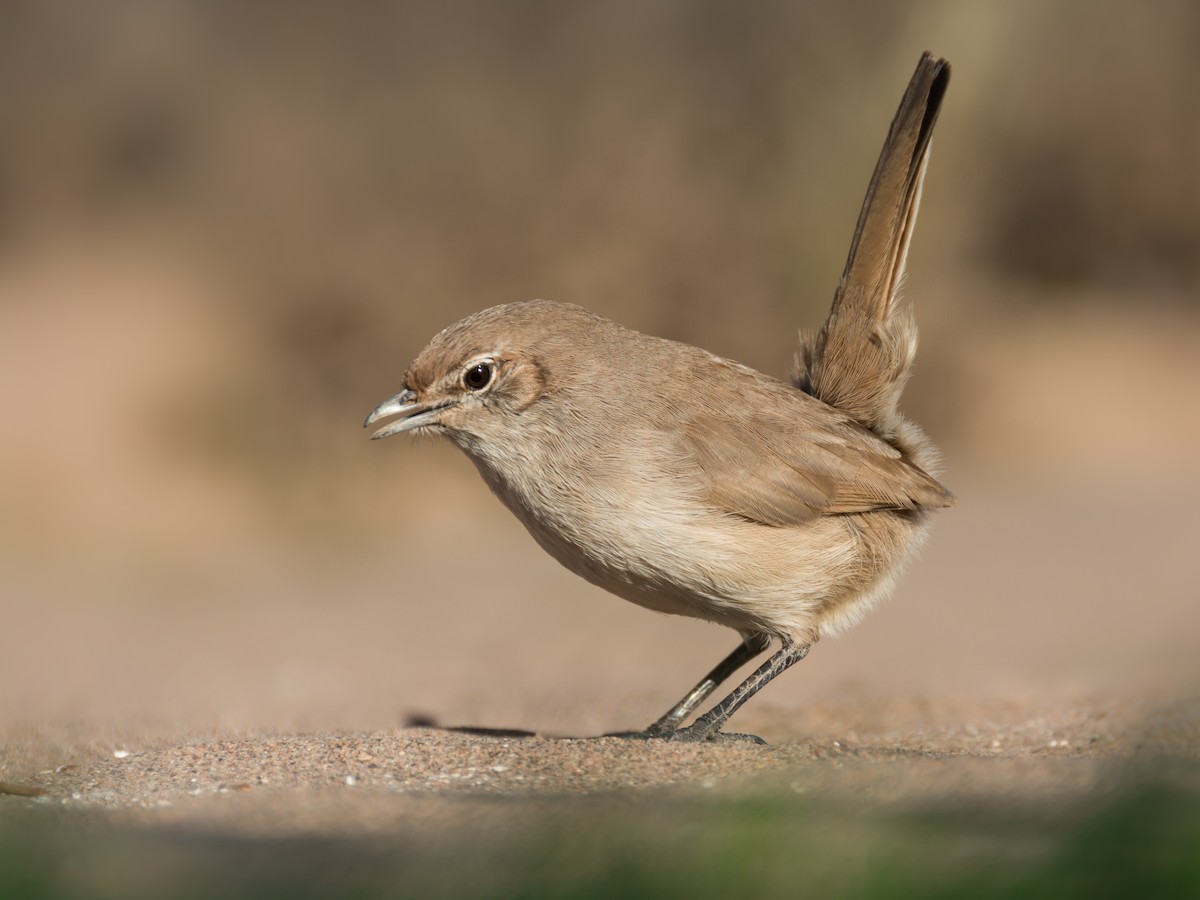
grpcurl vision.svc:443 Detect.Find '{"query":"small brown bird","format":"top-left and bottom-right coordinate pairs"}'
top-left (366, 54), bottom-right (954, 742)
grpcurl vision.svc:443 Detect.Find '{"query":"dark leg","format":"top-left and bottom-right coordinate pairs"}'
top-left (642, 632), bottom-right (771, 736)
top-left (670, 639), bottom-right (811, 743)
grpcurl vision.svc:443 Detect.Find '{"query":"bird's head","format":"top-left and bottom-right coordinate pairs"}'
top-left (364, 301), bottom-right (587, 450)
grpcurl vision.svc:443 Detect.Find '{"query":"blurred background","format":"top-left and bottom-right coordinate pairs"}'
top-left (2, 0), bottom-right (1198, 744)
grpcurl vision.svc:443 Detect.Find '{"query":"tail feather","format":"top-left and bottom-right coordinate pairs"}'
top-left (795, 54), bottom-right (950, 441)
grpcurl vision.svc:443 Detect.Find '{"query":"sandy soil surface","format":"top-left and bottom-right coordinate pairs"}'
top-left (3, 485), bottom-right (1198, 840)
top-left (3, 696), bottom-right (1195, 833)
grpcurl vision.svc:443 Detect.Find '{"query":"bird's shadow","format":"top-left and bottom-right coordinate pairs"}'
top-left (403, 714), bottom-right (538, 739)
top-left (402, 713), bottom-right (654, 741)
top-left (400, 714), bottom-right (765, 744)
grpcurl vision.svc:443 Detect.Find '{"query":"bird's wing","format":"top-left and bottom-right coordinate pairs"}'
top-left (679, 395), bottom-right (953, 527)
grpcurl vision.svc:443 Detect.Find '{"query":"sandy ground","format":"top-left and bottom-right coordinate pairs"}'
top-left (4, 697), bottom-right (1197, 832)
top-left (3, 483), bottom-right (1198, 840)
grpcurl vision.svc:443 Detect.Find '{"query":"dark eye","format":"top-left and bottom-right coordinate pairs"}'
top-left (462, 361), bottom-right (494, 391)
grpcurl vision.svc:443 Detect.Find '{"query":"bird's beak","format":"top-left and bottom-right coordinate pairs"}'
top-left (364, 389), bottom-right (449, 439)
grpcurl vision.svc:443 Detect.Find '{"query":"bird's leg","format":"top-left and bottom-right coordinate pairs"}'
top-left (669, 639), bottom-right (811, 744)
top-left (640, 632), bottom-right (772, 737)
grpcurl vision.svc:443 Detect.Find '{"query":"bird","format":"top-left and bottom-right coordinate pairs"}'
top-left (366, 53), bottom-right (954, 742)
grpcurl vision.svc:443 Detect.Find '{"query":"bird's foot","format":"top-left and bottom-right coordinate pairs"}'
top-left (667, 723), bottom-right (767, 745)
top-left (604, 722), bottom-right (766, 744)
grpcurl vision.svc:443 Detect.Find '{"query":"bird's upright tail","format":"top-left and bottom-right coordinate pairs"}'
top-left (795, 53), bottom-right (950, 446)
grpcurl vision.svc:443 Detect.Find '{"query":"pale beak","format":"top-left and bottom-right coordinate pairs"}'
top-left (364, 389), bottom-right (450, 439)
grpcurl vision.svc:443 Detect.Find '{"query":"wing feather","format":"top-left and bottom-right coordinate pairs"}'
top-left (680, 397), bottom-right (953, 527)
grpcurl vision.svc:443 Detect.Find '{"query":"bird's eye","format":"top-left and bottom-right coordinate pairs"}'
top-left (462, 361), bottom-right (494, 391)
